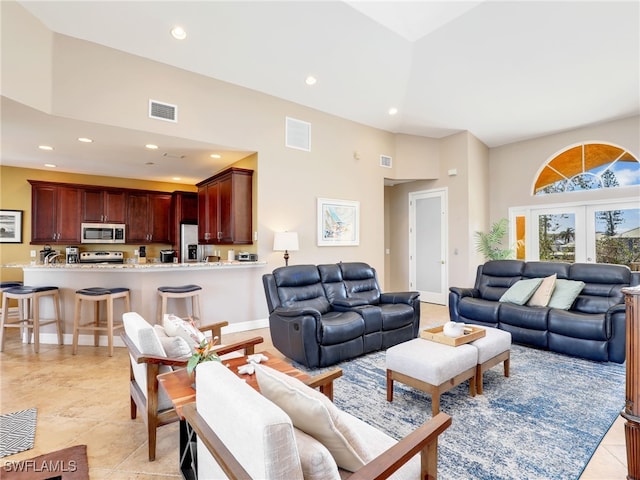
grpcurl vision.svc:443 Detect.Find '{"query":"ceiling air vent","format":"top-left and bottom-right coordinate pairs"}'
top-left (149, 99), bottom-right (177, 122)
top-left (380, 155), bottom-right (392, 168)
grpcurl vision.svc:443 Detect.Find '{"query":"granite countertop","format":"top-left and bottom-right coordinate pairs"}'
top-left (7, 261), bottom-right (267, 270)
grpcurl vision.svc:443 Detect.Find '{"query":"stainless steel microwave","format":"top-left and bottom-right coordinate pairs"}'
top-left (81, 223), bottom-right (126, 244)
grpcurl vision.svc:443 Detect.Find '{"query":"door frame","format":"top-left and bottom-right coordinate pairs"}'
top-left (409, 188), bottom-right (448, 305)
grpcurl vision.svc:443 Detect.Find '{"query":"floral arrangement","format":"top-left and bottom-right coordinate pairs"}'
top-left (187, 336), bottom-right (221, 375)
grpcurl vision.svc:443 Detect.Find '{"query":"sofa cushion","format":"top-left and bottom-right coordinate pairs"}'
top-left (499, 303), bottom-right (549, 331)
top-left (255, 364), bottom-right (372, 472)
top-left (459, 297), bottom-right (501, 324)
top-left (476, 260), bottom-right (525, 301)
top-left (527, 274), bottom-right (557, 307)
top-left (548, 309), bottom-right (609, 341)
top-left (339, 262), bottom-right (381, 305)
top-left (197, 361), bottom-right (304, 479)
top-left (499, 278), bottom-right (543, 305)
top-left (547, 279), bottom-right (585, 310)
top-left (163, 314), bottom-right (206, 352)
top-left (379, 304), bottom-right (415, 330)
top-left (294, 428), bottom-right (341, 480)
top-left (122, 312), bottom-right (173, 410)
top-left (319, 312), bottom-right (365, 345)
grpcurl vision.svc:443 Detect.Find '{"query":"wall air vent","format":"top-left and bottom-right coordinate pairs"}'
top-left (149, 100), bottom-right (177, 122)
top-left (380, 155), bottom-right (392, 168)
top-left (285, 116), bottom-right (311, 152)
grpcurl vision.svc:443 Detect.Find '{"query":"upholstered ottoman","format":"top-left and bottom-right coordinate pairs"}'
top-left (386, 338), bottom-right (478, 415)
top-left (469, 327), bottom-right (511, 394)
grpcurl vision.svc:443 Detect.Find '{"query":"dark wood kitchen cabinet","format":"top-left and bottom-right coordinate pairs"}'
top-left (170, 191), bottom-right (198, 244)
top-left (81, 188), bottom-right (126, 223)
top-left (29, 180), bottom-right (81, 244)
top-left (197, 167), bottom-right (253, 245)
top-left (126, 192), bottom-right (172, 243)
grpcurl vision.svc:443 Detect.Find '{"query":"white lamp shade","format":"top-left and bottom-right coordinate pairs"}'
top-left (273, 231), bottom-right (299, 252)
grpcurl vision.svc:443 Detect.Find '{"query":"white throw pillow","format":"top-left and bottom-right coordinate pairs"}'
top-left (293, 428), bottom-right (341, 480)
top-left (153, 325), bottom-right (192, 358)
top-left (163, 314), bottom-right (205, 352)
top-left (254, 364), bottom-right (372, 472)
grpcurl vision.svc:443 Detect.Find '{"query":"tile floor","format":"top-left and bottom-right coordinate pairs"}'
top-left (0, 303), bottom-right (628, 479)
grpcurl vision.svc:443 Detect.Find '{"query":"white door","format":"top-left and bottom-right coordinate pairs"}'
top-left (409, 189), bottom-right (448, 304)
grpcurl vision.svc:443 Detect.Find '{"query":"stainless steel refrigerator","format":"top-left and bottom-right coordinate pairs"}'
top-left (180, 223), bottom-right (200, 262)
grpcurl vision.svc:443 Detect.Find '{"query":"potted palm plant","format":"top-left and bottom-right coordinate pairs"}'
top-left (475, 218), bottom-right (514, 260)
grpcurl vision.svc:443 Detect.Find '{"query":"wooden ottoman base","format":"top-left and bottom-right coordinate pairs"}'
top-left (469, 327), bottom-right (512, 394)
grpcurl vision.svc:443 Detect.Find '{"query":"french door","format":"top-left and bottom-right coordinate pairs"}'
top-left (511, 198), bottom-right (639, 265)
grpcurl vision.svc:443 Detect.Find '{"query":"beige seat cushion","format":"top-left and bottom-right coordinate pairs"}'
top-left (386, 338), bottom-right (478, 385)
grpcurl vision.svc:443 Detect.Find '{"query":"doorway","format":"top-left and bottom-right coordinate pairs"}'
top-left (409, 188), bottom-right (448, 304)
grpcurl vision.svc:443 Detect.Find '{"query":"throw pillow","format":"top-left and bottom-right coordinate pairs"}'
top-left (547, 279), bottom-right (585, 310)
top-left (153, 325), bottom-right (192, 358)
top-left (527, 274), bottom-right (557, 307)
top-left (163, 314), bottom-right (205, 353)
top-left (122, 312), bottom-right (167, 358)
top-left (499, 278), bottom-right (543, 305)
top-left (293, 428), bottom-right (341, 480)
top-left (254, 364), bottom-right (372, 472)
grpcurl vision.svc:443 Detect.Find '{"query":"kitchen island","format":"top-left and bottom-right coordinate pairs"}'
top-left (16, 261), bottom-right (268, 347)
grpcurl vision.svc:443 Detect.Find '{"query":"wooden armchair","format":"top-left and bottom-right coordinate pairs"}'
top-left (121, 312), bottom-right (263, 461)
top-left (183, 361), bottom-right (452, 480)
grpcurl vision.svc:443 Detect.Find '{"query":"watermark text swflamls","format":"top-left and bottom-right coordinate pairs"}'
top-left (3, 459), bottom-right (78, 473)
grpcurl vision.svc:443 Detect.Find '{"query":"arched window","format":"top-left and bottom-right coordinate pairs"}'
top-left (534, 142), bottom-right (640, 195)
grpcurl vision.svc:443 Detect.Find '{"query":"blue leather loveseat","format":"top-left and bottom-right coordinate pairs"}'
top-left (263, 262), bottom-right (420, 368)
top-left (449, 260), bottom-right (640, 363)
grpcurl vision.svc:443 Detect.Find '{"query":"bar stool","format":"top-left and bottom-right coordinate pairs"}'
top-left (72, 287), bottom-right (130, 357)
top-left (0, 285), bottom-right (63, 353)
top-left (0, 282), bottom-right (23, 337)
top-left (157, 284), bottom-right (202, 324)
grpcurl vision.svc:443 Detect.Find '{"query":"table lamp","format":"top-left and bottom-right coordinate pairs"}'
top-left (273, 231), bottom-right (299, 266)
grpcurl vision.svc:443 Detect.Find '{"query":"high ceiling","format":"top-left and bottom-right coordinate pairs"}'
top-left (2, 0), bottom-right (639, 184)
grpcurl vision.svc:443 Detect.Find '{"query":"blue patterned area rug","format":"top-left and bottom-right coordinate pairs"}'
top-left (295, 344), bottom-right (626, 480)
top-left (0, 408), bottom-right (36, 458)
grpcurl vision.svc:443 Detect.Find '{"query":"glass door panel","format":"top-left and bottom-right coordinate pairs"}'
top-left (588, 204), bottom-right (640, 267)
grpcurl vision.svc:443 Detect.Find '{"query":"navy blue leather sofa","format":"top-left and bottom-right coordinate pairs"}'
top-left (263, 262), bottom-right (420, 368)
top-left (449, 260), bottom-right (640, 363)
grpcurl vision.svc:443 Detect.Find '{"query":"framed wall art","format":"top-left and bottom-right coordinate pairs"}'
top-left (317, 198), bottom-right (360, 246)
top-left (0, 210), bottom-right (23, 243)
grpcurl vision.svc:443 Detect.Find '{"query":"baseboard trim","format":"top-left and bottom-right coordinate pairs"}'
top-left (33, 318), bottom-right (270, 346)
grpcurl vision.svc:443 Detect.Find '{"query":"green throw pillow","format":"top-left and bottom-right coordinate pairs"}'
top-left (499, 278), bottom-right (543, 305)
top-left (547, 279), bottom-right (585, 310)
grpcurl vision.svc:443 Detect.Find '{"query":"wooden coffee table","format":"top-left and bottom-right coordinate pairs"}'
top-left (158, 350), bottom-right (342, 480)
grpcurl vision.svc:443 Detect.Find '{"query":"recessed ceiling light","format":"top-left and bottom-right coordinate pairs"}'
top-left (171, 26), bottom-right (187, 40)
top-left (38, 145), bottom-right (54, 151)
top-left (44, 163), bottom-right (56, 168)
top-left (145, 144), bottom-right (159, 150)
top-left (305, 76), bottom-right (317, 86)
top-left (172, 177), bottom-right (182, 181)
top-left (388, 107), bottom-right (398, 116)
top-left (78, 137), bottom-right (93, 143)
top-left (210, 154), bottom-right (222, 159)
